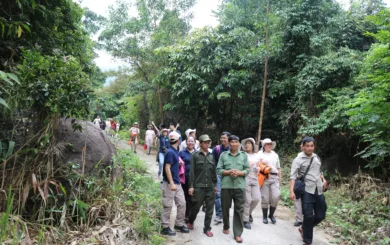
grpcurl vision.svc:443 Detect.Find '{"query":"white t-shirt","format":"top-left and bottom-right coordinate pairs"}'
top-left (129, 127), bottom-right (140, 136)
top-left (247, 152), bottom-right (261, 180)
top-left (145, 130), bottom-right (156, 140)
top-left (179, 140), bottom-right (200, 151)
top-left (258, 150), bottom-right (280, 173)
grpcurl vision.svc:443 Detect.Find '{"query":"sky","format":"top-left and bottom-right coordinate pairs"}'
top-left (76, 0), bottom-right (390, 72)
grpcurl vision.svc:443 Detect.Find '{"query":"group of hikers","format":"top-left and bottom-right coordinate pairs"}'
top-left (92, 116), bottom-right (120, 136)
top-left (132, 122), bottom-right (328, 245)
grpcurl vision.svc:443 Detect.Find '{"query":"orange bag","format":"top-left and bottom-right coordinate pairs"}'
top-left (257, 162), bottom-right (273, 187)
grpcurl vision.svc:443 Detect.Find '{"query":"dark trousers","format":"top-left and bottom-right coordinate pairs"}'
top-left (221, 188), bottom-right (245, 237)
top-left (181, 180), bottom-right (192, 218)
top-left (188, 187), bottom-right (215, 232)
top-left (302, 189), bottom-right (327, 244)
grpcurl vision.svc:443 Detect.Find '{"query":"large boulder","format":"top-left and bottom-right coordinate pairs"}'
top-left (55, 118), bottom-right (122, 178)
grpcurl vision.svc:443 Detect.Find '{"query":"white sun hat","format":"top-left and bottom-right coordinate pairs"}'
top-left (261, 138), bottom-right (276, 150)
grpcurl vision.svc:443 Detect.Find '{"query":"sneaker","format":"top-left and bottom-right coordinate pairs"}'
top-left (214, 216), bottom-right (222, 223)
top-left (243, 221), bottom-right (251, 230)
top-left (174, 225), bottom-right (190, 233)
top-left (249, 215), bottom-right (253, 223)
top-left (161, 227), bottom-right (176, 236)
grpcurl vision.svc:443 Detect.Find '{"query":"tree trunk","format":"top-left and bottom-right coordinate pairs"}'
top-left (157, 85), bottom-right (164, 123)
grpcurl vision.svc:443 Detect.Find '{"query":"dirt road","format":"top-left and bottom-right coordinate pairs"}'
top-left (116, 142), bottom-right (332, 245)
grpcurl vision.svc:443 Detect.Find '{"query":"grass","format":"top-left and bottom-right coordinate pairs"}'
top-left (0, 149), bottom-right (164, 245)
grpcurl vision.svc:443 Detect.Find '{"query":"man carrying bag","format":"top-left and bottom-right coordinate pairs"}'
top-left (289, 136), bottom-right (328, 245)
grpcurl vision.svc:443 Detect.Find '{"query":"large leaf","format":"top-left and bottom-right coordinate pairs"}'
top-left (0, 98), bottom-right (9, 108)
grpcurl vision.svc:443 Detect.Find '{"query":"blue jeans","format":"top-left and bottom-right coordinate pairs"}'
top-left (158, 152), bottom-right (165, 176)
top-left (215, 175), bottom-right (222, 218)
top-left (302, 189), bottom-right (327, 244)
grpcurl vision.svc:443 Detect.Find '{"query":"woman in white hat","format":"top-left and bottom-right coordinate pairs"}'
top-left (241, 138), bottom-right (261, 230)
top-left (179, 129), bottom-right (200, 151)
top-left (258, 138), bottom-right (281, 224)
top-left (145, 124), bottom-right (156, 155)
top-left (128, 122), bottom-right (140, 153)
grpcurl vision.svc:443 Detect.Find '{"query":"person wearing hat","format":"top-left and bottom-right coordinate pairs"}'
top-left (258, 138), bottom-right (281, 224)
top-left (145, 124), bottom-right (156, 155)
top-left (152, 122), bottom-right (170, 178)
top-left (128, 122), bottom-right (140, 153)
top-left (161, 131), bottom-right (189, 236)
top-left (217, 135), bottom-right (249, 243)
top-left (179, 129), bottom-right (200, 151)
top-left (186, 135), bottom-right (217, 237)
top-left (241, 138), bottom-right (261, 229)
top-left (290, 136), bottom-right (328, 245)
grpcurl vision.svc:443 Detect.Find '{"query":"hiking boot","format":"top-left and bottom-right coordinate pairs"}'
top-left (161, 227), bottom-right (176, 236)
top-left (269, 206), bottom-right (277, 224)
top-left (262, 208), bottom-right (268, 224)
top-left (249, 214), bottom-right (253, 223)
top-left (294, 220), bottom-right (302, 227)
top-left (174, 225), bottom-right (190, 233)
top-left (243, 221), bottom-right (251, 230)
top-left (214, 216), bottom-right (222, 223)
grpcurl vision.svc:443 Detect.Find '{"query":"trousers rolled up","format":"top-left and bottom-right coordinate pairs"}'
top-left (161, 181), bottom-right (186, 228)
top-left (221, 188), bottom-right (245, 237)
top-left (188, 187), bottom-right (215, 232)
top-left (243, 178), bottom-right (261, 222)
top-left (294, 198), bottom-right (303, 222)
top-left (302, 189), bottom-right (327, 244)
top-left (261, 174), bottom-right (280, 208)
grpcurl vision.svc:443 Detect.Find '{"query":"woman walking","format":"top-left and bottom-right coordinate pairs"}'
top-left (145, 124), bottom-right (156, 155)
top-left (129, 122), bottom-right (140, 153)
top-left (178, 136), bottom-right (197, 223)
top-left (241, 138), bottom-right (261, 229)
top-left (259, 138), bottom-right (281, 224)
top-left (152, 122), bottom-right (170, 179)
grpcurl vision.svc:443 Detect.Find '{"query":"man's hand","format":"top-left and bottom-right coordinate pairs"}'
top-left (230, 169), bottom-right (239, 178)
top-left (189, 188), bottom-right (194, 196)
top-left (290, 192), bottom-right (296, 201)
top-left (214, 187), bottom-right (218, 194)
top-left (323, 179), bottom-right (328, 191)
top-left (170, 184), bottom-right (177, 191)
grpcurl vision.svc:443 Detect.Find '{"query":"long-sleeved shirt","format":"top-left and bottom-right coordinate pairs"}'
top-left (290, 152), bottom-right (323, 195)
top-left (189, 151), bottom-right (217, 188)
top-left (217, 151), bottom-right (249, 189)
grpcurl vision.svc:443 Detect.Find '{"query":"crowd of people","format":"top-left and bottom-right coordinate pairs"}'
top-left (96, 118), bottom-right (327, 244)
top-left (150, 124), bottom-right (328, 245)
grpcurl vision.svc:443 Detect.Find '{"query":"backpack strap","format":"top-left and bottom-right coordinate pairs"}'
top-left (302, 157), bottom-right (314, 180)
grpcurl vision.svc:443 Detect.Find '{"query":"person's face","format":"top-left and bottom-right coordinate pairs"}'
top-left (147, 126), bottom-right (151, 130)
top-left (162, 131), bottom-right (168, 136)
top-left (169, 125), bottom-right (175, 130)
top-left (264, 143), bottom-right (273, 152)
top-left (302, 141), bottom-right (315, 155)
top-left (220, 135), bottom-right (229, 146)
top-left (229, 140), bottom-right (240, 151)
top-left (187, 138), bottom-right (195, 150)
top-left (244, 141), bottom-right (253, 153)
top-left (200, 141), bottom-right (210, 151)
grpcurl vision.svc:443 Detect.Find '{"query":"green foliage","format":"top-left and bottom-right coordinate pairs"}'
top-left (346, 9), bottom-right (390, 168)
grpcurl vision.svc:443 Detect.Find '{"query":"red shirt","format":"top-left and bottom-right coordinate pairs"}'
top-left (111, 122), bottom-right (117, 130)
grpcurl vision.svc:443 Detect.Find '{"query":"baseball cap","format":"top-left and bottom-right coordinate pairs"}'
top-left (169, 131), bottom-right (181, 142)
top-left (199, 134), bottom-right (212, 142)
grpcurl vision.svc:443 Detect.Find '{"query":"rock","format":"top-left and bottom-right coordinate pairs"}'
top-left (55, 118), bottom-right (122, 178)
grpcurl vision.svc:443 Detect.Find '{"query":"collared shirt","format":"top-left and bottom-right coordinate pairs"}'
top-left (189, 150), bottom-right (217, 188)
top-left (179, 148), bottom-right (197, 179)
top-left (258, 150), bottom-right (281, 173)
top-left (163, 146), bottom-right (180, 184)
top-left (217, 151), bottom-right (249, 189)
top-left (212, 144), bottom-right (230, 165)
top-left (290, 152), bottom-right (323, 195)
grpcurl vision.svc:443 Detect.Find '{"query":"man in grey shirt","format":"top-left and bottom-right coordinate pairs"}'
top-left (289, 136), bottom-right (328, 245)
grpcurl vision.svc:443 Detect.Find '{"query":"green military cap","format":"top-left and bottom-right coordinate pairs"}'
top-left (199, 134), bottom-right (212, 142)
